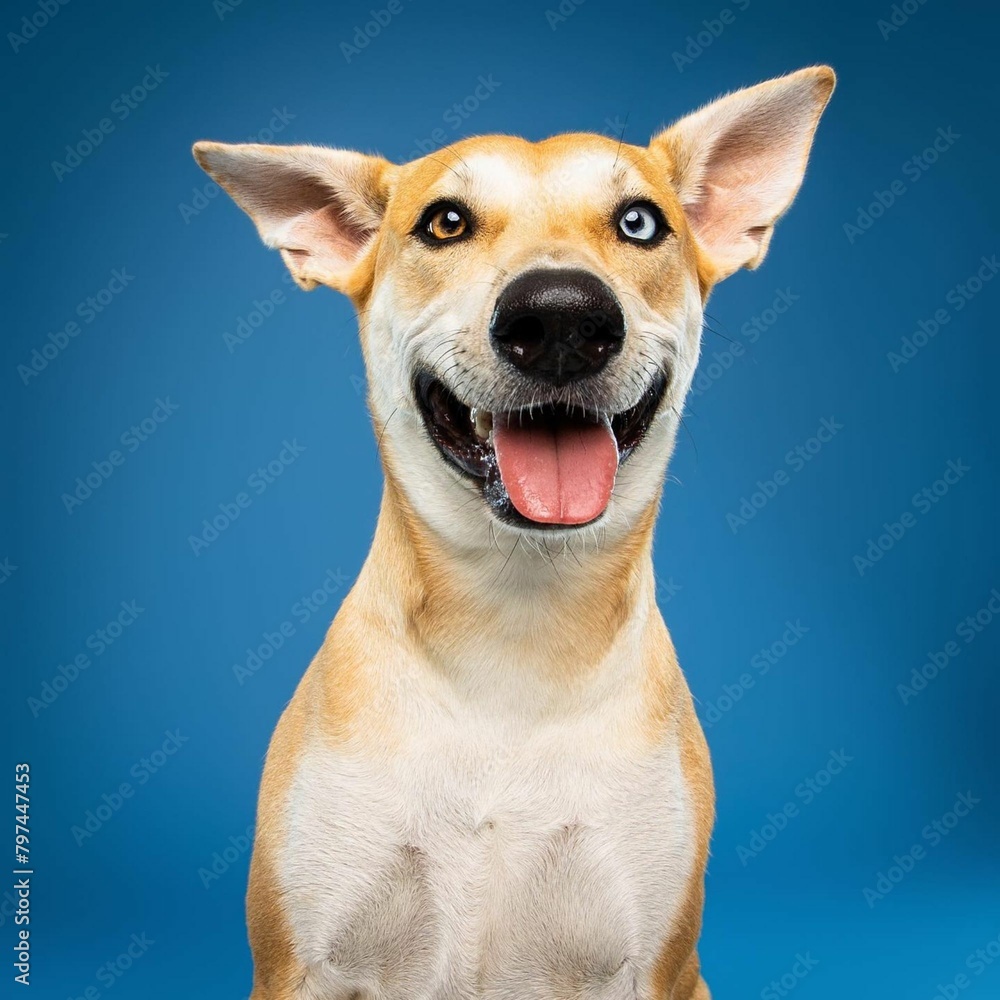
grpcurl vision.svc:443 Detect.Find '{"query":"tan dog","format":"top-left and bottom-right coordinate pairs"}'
top-left (194, 65), bottom-right (834, 1000)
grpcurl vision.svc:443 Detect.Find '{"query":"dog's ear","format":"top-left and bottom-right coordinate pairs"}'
top-left (192, 142), bottom-right (395, 292)
top-left (651, 66), bottom-right (835, 281)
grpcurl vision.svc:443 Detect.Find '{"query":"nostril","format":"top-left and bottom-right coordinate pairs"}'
top-left (490, 269), bottom-right (626, 385)
top-left (498, 314), bottom-right (547, 350)
top-left (573, 311), bottom-right (624, 346)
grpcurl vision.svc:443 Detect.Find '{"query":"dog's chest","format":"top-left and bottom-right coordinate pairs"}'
top-left (281, 712), bottom-right (695, 999)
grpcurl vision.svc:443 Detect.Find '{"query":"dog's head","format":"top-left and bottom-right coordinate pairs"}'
top-left (195, 67), bottom-right (833, 550)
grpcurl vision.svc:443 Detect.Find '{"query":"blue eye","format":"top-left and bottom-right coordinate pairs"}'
top-left (618, 203), bottom-right (661, 243)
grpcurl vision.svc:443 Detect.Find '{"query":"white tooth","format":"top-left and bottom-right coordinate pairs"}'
top-left (600, 412), bottom-right (620, 457)
top-left (471, 408), bottom-right (493, 441)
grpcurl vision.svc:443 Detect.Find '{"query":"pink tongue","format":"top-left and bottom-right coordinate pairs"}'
top-left (492, 417), bottom-right (619, 525)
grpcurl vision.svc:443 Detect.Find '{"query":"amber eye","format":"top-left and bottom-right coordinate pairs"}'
top-left (419, 202), bottom-right (471, 243)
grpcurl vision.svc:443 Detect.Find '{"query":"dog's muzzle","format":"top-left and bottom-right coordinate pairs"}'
top-left (489, 269), bottom-right (625, 386)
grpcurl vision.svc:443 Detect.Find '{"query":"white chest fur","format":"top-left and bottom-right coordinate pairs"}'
top-left (280, 698), bottom-right (695, 1000)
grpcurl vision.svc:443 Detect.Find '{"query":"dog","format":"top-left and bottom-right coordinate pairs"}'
top-left (194, 65), bottom-right (834, 1000)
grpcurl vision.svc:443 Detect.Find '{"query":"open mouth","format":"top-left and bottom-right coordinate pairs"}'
top-left (415, 371), bottom-right (668, 529)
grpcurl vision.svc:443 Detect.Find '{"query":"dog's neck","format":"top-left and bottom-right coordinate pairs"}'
top-left (347, 476), bottom-right (664, 711)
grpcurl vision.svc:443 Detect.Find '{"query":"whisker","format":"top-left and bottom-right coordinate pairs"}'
top-left (671, 403), bottom-right (698, 464)
top-left (612, 112), bottom-right (630, 171)
top-left (376, 406), bottom-right (399, 451)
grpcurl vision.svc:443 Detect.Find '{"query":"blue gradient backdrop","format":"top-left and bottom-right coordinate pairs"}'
top-left (4, 0), bottom-right (999, 997)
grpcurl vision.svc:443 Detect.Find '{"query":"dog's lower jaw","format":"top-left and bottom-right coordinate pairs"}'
top-left (246, 474), bottom-right (714, 999)
top-left (373, 378), bottom-right (685, 563)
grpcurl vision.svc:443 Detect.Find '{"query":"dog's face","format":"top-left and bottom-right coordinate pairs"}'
top-left (196, 67), bottom-right (833, 550)
top-left (365, 132), bottom-right (701, 542)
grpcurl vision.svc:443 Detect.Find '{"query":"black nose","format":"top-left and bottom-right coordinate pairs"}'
top-left (490, 269), bottom-right (625, 385)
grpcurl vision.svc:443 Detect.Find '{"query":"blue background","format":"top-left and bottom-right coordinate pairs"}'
top-left (4, 0), bottom-right (998, 996)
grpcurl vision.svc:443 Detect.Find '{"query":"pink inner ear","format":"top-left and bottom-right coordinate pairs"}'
top-left (283, 202), bottom-right (374, 276)
top-left (683, 133), bottom-right (807, 271)
top-left (687, 172), bottom-right (773, 258)
top-left (192, 142), bottom-right (391, 289)
top-left (661, 70), bottom-right (835, 277)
